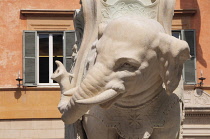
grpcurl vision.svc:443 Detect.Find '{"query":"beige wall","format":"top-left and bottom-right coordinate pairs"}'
top-left (0, 88), bottom-right (61, 119)
top-left (0, 119), bottom-right (64, 139)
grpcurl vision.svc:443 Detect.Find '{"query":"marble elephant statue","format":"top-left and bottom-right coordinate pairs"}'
top-left (52, 16), bottom-right (190, 139)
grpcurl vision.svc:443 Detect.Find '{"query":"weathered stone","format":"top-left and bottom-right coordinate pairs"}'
top-left (52, 0), bottom-right (190, 139)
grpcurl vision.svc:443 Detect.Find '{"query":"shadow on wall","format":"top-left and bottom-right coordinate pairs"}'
top-left (180, 0), bottom-right (207, 68)
top-left (19, 11), bottom-right (27, 20)
top-left (14, 88), bottom-right (22, 100)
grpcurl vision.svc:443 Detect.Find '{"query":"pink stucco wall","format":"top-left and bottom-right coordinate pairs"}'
top-left (176, 0), bottom-right (210, 86)
top-left (0, 0), bottom-right (80, 88)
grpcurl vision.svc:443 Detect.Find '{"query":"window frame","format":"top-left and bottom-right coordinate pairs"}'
top-left (37, 32), bottom-right (64, 86)
top-left (23, 30), bottom-right (76, 87)
top-left (172, 29), bottom-right (197, 85)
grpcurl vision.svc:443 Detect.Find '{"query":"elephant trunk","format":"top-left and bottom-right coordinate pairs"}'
top-left (61, 63), bottom-right (125, 124)
top-left (51, 61), bottom-right (74, 113)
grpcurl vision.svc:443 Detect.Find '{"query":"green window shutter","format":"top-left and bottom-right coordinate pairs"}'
top-left (181, 30), bottom-right (196, 84)
top-left (23, 31), bottom-right (37, 86)
top-left (63, 30), bottom-right (76, 72)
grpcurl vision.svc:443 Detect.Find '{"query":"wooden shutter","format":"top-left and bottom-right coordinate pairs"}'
top-left (182, 30), bottom-right (196, 84)
top-left (23, 31), bottom-right (37, 86)
top-left (63, 31), bottom-right (76, 72)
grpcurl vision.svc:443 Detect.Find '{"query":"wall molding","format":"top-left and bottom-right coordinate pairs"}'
top-left (174, 9), bottom-right (197, 15)
top-left (20, 9), bottom-right (75, 17)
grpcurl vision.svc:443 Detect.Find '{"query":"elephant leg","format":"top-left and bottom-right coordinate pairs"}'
top-left (82, 115), bottom-right (119, 139)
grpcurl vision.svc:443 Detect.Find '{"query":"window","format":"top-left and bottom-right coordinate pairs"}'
top-left (172, 30), bottom-right (196, 84)
top-left (23, 31), bottom-right (75, 86)
top-left (38, 33), bottom-right (63, 85)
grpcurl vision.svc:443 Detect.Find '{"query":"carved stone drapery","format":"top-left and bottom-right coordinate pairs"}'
top-left (58, 0), bottom-right (187, 138)
top-left (100, 0), bottom-right (159, 23)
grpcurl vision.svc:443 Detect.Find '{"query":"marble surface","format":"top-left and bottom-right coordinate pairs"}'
top-left (52, 0), bottom-right (190, 138)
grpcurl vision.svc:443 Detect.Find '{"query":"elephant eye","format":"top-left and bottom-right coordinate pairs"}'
top-left (114, 58), bottom-right (140, 72)
top-left (117, 62), bottom-right (139, 71)
top-left (122, 63), bottom-right (131, 68)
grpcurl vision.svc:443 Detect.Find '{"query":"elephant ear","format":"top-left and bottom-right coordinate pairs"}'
top-left (157, 33), bottom-right (190, 94)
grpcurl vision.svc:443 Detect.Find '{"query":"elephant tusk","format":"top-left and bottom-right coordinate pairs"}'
top-left (63, 87), bottom-right (78, 96)
top-left (76, 89), bottom-right (120, 105)
top-left (51, 60), bottom-right (66, 80)
top-left (100, 93), bottom-right (124, 109)
top-left (55, 60), bottom-right (64, 67)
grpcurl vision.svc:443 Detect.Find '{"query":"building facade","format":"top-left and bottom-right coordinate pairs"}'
top-left (173, 0), bottom-right (210, 138)
top-left (0, 0), bottom-right (209, 138)
top-left (0, 0), bottom-right (80, 138)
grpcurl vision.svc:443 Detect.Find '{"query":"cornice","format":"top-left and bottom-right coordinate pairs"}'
top-left (20, 9), bottom-right (75, 17)
top-left (174, 9), bottom-right (197, 15)
top-left (185, 107), bottom-right (210, 117)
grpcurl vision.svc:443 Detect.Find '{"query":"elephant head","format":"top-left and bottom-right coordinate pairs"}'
top-left (52, 16), bottom-right (190, 124)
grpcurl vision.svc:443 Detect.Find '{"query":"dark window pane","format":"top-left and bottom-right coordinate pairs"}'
top-left (39, 57), bottom-right (49, 83)
top-left (53, 34), bottom-right (63, 56)
top-left (183, 30), bottom-right (196, 84)
top-left (39, 34), bottom-right (49, 83)
top-left (184, 57), bottom-right (196, 83)
top-left (39, 34), bottom-right (49, 56)
top-left (53, 34), bottom-right (63, 83)
top-left (183, 31), bottom-right (195, 56)
top-left (172, 32), bottom-right (181, 39)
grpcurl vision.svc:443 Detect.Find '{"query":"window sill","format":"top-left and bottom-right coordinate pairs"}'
top-left (24, 85), bottom-right (61, 91)
top-left (37, 84), bottom-right (60, 87)
top-left (36, 85), bottom-right (60, 88)
top-left (184, 84), bottom-right (196, 90)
